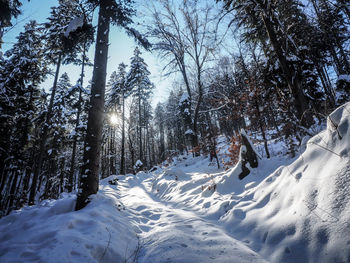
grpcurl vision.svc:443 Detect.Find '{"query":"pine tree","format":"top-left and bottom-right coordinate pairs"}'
top-left (107, 63), bottom-right (129, 174)
top-left (219, 0), bottom-right (314, 128)
top-left (29, 0), bottom-right (89, 205)
top-left (42, 73), bottom-right (73, 199)
top-left (0, 20), bottom-right (49, 214)
top-left (0, 0), bottom-right (22, 48)
top-left (126, 47), bottom-right (153, 165)
top-left (76, 0), bottom-right (151, 210)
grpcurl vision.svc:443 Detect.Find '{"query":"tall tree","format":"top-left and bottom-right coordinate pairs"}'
top-left (0, 20), bottom-right (49, 213)
top-left (76, 0), bottom-right (150, 210)
top-left (219, 0), bottom-right (315, 128)
top-left (148, 0), bottom-right (218, 153)
top-left (107, 63), bottom-right (129, 175)
top-left (29, 0), bottom-right (87, 205)
top-left (0, 0), bottom-right (22, 48)
top-left (126, 47), bottom-right (153, 165)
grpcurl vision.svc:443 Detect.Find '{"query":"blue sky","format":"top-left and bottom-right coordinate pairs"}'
top-left (2, 0), bottom-right (172, 107)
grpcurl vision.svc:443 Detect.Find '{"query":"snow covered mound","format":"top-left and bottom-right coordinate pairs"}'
top-left (221, 102), bottom-right (350, 263)
top-left (149, 102), bottom-right (350, 263)
top-left (0, 178), bottom-right (139, 263)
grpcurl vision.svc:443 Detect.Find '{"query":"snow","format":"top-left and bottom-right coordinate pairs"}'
top-left (135, 160), bottom-right (143, 167)
top-left (179, 92), bottom-right (189, 103)
top-left (338, 74), bottom-right (350, 83)
top-left (69, 130), bottom-right (76, 137)
top-left (185, 129), bottom-right (194, 135)
top-left (0, 190), bottom-right (139, 263)
top-left (64, 16), bottom-right (84, 37)
top-left (1, 102), bottom-right (350, 262)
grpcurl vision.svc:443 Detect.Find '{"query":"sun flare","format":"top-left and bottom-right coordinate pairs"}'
top-left (109, 114), bottom-right (118, 125)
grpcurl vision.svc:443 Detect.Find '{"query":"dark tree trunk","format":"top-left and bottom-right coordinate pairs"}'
top-left (260, 12), bottom-right (312, 127)
top-left (138, 93), bottom-right (143, 163)
top-left (128, 131), bottom-right (135, 173)
top-left (238, 132), bottom-right (259, 180)
top-left (59, 157), bottom-right (65, 194)
top-left (7, 170), bottom-right (19, 214)
top-left (254, 100), bottom-right (270, 158)
top-left (29, 52), bottom-right (62, 205)
top-left (109, 127), bottom-right (116, 175)
top-left (76, 0), bottom-right (111, 210)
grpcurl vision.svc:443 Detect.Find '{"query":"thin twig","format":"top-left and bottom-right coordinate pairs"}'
top-left (308, 142), bottom-right (342, 157)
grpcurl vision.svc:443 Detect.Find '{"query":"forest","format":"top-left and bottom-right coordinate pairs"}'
top-left (0, 0), bottom-right (349, 218)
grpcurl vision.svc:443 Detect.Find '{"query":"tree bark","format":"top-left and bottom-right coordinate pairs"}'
top-left (260, 13), bottom-right (311, 127)
top-left (255, 100), bottom-right (270, 158)
top-left (76, 0), bottom-right (111, 210)
top-left (238, 132), bottom-right (258, 180)
top-left (29, 52), bottom-right (62, 205)
top-left (68, 45), bottom-right (86, 192)
top-left (138, 91), bottom-right (143, 163)
top-left (120, 92), bottom-right (125, 175)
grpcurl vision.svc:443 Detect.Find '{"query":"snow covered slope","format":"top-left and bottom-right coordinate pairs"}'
top-left (151, 102), bottom-right (350, 263)
top-left (0, 181), bottom-right (140, 263)
top-left (223, 102), bottom-right (350, 263)
top-left (0, 102), bottom-right (349, 263)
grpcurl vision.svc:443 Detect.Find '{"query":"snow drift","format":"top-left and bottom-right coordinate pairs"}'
top-left (0, 179), bottom-right (139, 263)
top-left (151, 102), bottom-right (350, 263)
top-left (220, 102), bottom-right (350, 262)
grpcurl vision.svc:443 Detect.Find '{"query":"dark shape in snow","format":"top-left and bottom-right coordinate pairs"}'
top-left (239, 131), bottom-right (258, 180)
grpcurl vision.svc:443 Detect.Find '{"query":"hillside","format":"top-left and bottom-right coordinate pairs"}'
top-left (0, 102), bottom-right (350, 263)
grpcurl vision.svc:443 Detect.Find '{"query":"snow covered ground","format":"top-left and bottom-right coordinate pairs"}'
top-left (1, 102), bottom-right (350, 263)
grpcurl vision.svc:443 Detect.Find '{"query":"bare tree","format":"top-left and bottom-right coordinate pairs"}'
top-left (147, 0), bottom-right (218, 153)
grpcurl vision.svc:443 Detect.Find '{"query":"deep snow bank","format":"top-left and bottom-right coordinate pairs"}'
top-left (151, 102), bottom-right (350, 263)
top-left (224, 102), bottom-right (350, 263)
top-left (0, 178), bottom-right (139, 263)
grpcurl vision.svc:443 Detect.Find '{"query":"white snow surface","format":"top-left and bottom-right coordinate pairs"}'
top-left (1, 102), bottom-right (350, 263)
top-left (179, 92), bottom-right (189, 103)
top-left (64, 16), bottom-right (84, 37)
top-left (338, 74), bottom-right (350, 83)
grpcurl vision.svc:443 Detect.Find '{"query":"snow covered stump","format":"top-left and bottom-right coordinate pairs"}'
top-left (134, 160), bottom-right (143, 173)
top-left (239, 130), bottom-right (258, 180)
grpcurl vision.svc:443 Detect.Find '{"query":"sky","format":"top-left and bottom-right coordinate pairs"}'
top-left (2, 0), bottom-right (173, 107)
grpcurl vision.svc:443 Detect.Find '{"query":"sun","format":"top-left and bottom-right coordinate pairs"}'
top-left (109, 114), bottom-right (118, 125)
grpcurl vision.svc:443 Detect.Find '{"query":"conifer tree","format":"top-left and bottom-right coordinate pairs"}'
top-left (76, 0), bottom-right (150, 210)
top-left (126, 47), bottom-right (153, 165)
top-left (107, 63), bottom-right (129, 174)
top-left (29, 0), bottom-right (85, 205)
top-left (0, 20), bottom-right (49, 213)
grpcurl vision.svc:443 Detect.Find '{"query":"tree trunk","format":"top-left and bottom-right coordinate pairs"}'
top-left (76, 0), bottom-right (111, 210)
top-left (7, 169), bottom-right (19, 214)
top-left (128, 131), bottom-right (135, 173)
top-left (259, 12), bottom-right (311, 127)
top-left (120, 93), bottom-right (125, 175)
top-left (109, 127), bottom-right (116, 175)
top-left (29, 52), bottom-right (62, 205)
top-left (68, 45), bottom-right (86, 192)
top-left (255, 100), bottom-right (270, 158)
top-left (238, 131), bottom-right (258, 180)
top-left (192, 68), bottom-right (203, 156)
top-left (138, 92), bottom-right (143, 163)
top-left (59, 157), bottom-right (65, 194)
